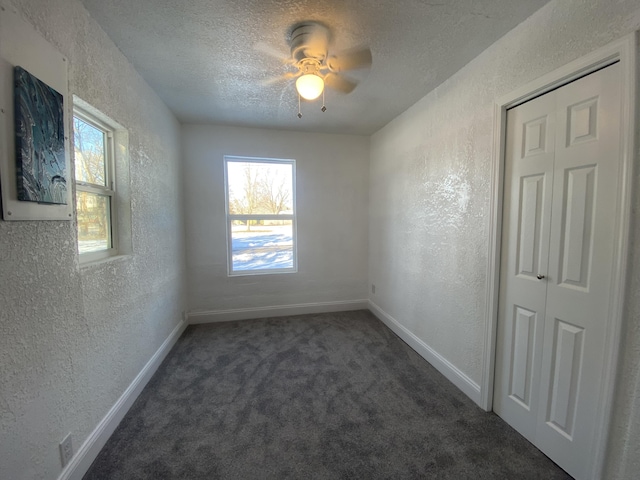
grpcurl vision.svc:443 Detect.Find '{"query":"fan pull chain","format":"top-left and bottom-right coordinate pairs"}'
top-left (297, 94), bottom-right (302, 119)
top-left (321, 90), bottom-right (326, 112)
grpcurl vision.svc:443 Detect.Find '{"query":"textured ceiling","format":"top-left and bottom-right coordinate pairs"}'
top-left (81, 0), bottom-right (550, 135)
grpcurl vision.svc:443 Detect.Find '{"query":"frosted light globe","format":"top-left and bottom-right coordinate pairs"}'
top-left (296, 74), bottom-right (324, 100)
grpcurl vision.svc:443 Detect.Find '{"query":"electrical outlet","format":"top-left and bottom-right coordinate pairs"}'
top-left (59, 433), bottom-right (73, 467)
top-left (371, 284), bottom-right (376, 294)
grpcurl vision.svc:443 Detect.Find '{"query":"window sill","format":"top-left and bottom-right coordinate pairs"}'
top-left (228, 268), bottom-right (298, 277)
top-left (79, 253), bottom-right (132, 270)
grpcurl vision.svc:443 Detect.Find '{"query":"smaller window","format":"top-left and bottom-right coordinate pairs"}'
top-left (224, 156), bottom-right (297, 275)
top-left (73, 108), bottom-right (117, 261)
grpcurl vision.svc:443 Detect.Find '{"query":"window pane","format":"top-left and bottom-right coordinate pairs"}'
top-left (77, 191), bottom-right (111, 253)
top-left (227, 161), bottom-right (293, 215)
top-left (74, 117), bottom-right (106, 186)
top-left (231, 220), bottom-right (293, 272)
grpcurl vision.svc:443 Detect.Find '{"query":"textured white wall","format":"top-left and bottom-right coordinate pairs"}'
top-left (0, 1), bottom-right (186, 479)
top-left (368, 0), bottom-right (640, 478)
top-left (183, 124), bottom-right (369, 313)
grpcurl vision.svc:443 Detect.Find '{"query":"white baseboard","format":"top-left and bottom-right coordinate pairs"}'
top-left (57, 319), bottom-right (187, 480)
top-left (368, 300), bottom-right (482, 407)
top-left (187, 299), bottom-right (369, 324)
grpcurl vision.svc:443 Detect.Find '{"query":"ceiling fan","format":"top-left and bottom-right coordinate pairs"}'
top-left (257, 21), bottom-right (372, 116)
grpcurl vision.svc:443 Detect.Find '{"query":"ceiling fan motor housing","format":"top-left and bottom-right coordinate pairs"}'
top-left (289, 22), bottom-right (329, 64)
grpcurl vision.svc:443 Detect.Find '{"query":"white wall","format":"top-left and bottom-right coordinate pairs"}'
top-left (368, 0), bottom-right (640, 478)
top-left (0, 1), bottom-right (186, 479)
top-left (183, 125), bottom-right (369, 314)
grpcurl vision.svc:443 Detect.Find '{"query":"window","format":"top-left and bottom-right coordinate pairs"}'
top-left (73, 107), bottom-right (118, 261)
top-left (224, 156), bottom-right (297, 275)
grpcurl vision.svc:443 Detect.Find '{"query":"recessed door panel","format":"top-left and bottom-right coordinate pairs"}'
top-left (509, 306), bottom-right (537, 408)
top-left (517, 175), bottom-right (546, 278)
top-left (523, 116), bottom-right (548, 157)
top-left (559, 165), bottom-right (596, 289)
top-left (567, 97), bottom-right (598, 146)
top-left (546, 319), bottom-right (584, 439)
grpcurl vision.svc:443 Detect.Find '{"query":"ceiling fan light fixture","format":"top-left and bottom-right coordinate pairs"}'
top-left (296, 73), bottom-right (324, 100)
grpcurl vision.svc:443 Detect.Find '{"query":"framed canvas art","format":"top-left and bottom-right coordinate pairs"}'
top-left (0, 4), bottom-right (72, 220)
top-left (14, 66), bottom-right (67, 204)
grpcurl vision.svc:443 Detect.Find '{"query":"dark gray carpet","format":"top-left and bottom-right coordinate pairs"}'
top-left (84, 310), bottom-right (571, 479)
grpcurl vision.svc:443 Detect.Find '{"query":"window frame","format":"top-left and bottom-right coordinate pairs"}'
top-left (73, 106), bottom-right (119, 263)
top-left (224, 155), bottom-right (298, 276)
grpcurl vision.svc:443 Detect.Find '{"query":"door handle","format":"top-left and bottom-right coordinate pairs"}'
top-left (537, 274), bottom-right (546, 280)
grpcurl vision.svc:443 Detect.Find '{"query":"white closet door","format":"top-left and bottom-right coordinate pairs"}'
top-left (494, 63), bottom-right (621, 480)
top-left (493, 90), bottom-right (556, 442)
top-left (535, 63), bottom-right (621, 479)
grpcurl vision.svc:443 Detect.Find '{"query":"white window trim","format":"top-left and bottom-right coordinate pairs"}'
top-left (224, 155), bottom-right (298, 276)
top-left (73, 106), bottom-right (119, 263)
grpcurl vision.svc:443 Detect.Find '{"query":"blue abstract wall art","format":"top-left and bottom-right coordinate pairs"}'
top-left (14, 66), bottom-right (67, 204)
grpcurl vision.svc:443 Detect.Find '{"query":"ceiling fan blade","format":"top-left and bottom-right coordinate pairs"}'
top-left (324, 73), bottom-right (358, 94)
top-left (260, 71), bottom-right (298, 86)
top-left (327, 47), bottom-right (372, 72)
top-left (254, 42), bottom-right (293, 64)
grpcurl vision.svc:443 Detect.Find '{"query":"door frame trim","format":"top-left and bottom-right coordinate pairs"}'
top-left (482, 32), bottom-right (637, 479)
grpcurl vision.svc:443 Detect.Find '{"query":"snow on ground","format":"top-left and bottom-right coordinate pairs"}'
top-left (78, 239), bottom-right (108, 254)
top-left (232, 225), bottom-right (293, 271)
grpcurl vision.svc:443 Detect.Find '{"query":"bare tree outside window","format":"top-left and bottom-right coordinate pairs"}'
top-left (74, 118), bottom-right (106, 186)
top-left (262, 169), bottom-right (291, 215)
top-left (74, 115), bottom-right (113, 253)
top-left (228, 162), bottom-right (293, 231)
